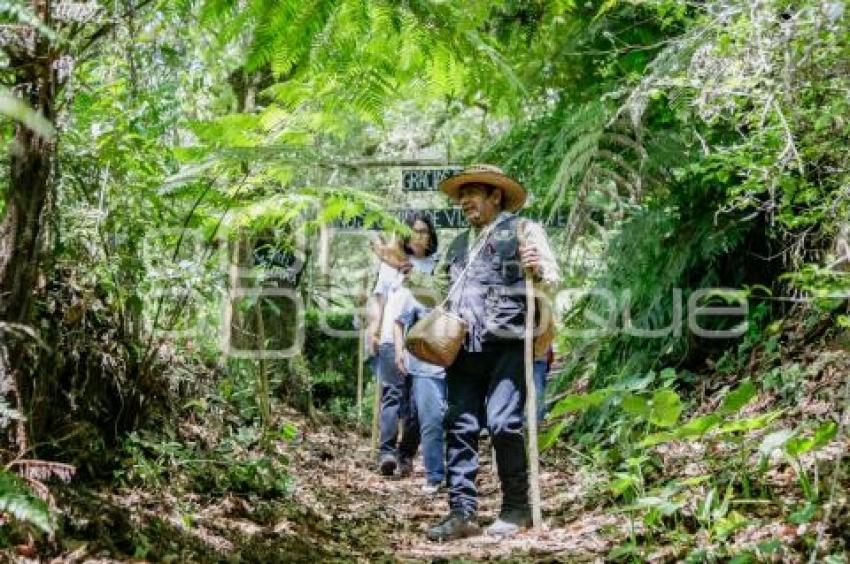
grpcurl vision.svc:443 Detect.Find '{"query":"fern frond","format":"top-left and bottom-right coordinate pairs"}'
top-left (0, 469), bottom-right (52, 534)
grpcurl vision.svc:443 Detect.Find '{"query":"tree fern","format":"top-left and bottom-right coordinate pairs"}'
top-left (200, 0), bottom-right (525, 118)
top-left (481, 97), bottom-right (657, 263)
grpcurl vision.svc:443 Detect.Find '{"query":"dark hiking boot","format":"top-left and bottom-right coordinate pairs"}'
top-left (485, 506), bottom-right (532, 538)
top-left (378, 454), bottom-right (397, 476)
top-left (426, 510), bottom-right (480, 542)
top-left (398, 458), bottom-right (413, 478)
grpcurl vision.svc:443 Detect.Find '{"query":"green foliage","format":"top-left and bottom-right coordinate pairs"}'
top-left (118, 430), bottom-right (293, 497)
top-left (559, 178), bottom-right (755, 393)
top-left (785, 422), bottom-right (838, 458)
top-left (549, 363), bottom-right (841, 556)
top-left (719, 379), bottom-right (757, 414)
top-left (621, 389), bottom-right (683, 428)
top-left (201, 0), bottom-right (525, 119)
top-left (538, 2), bottom-right (850, 457)
top-left (303, 309), bottom-right (359, 412)
top-left (759, 421), bottom-right (840, 503)
top-left (0, 470), bottom-right (52, 538)
top-left (0, 88), bottom-right (55, 138)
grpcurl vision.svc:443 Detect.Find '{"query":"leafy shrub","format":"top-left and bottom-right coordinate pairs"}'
top-left (0, 469), bottom-right (53, 544)
top-left (117, 430), bottom-right (293, 497)
top-left (302, 309), bottom-right (359, 411)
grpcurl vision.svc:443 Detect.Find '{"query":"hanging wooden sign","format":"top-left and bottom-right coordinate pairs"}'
top-left (332, 208), bottom-right (568, 230)
top-left (400, 167), bottom-right (463, 191)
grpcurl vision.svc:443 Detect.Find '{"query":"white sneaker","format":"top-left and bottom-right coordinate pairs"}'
top-left (421, 481), bottom-right (441, 495)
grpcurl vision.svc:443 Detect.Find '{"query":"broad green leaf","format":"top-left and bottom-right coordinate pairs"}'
top-left (648, 389), bottom-right (683, 428)
top-left (699, 487), bottom-right (716, 522)
top-left (279, 423), bottom-right (299, 441)
top-left (539, 419), bottom-right (567, 451)
top-left (674, 414), bottom-right (722, 438)
top-left (811, 421), bottom-right (838, 448)
top-left (0, 471), bottom-right (53, 534)
top-left (621, 393), bottom-right (649, 418)
top-left (615, 373), bottom-right (655, 392)
top-left (641, 414), bottom-right (720, 447)
top-left (718, 411), bottom-right (782, 434)
top-left (756, 539), bottom-right (781, 555)
top-left (758, 429), bottom-right (795, 457)
top-left (789, 502), bottom-right (817, 524)
top-left (548, 388), bottom-right (612, 419)
top-left (679, 475), bottom-right (712, 487)
top-left (633, 496), bottom-right (682, 516)
top-left (639, 431), bottom-right (675, 448)
top-left (0, 88), bottom-right (55, 138)
top-left (714, 510), bottom-right (747, 539)
top-left (785, 422), bottom-right (838, 457)
top-left (720, 379), bottom-right (757, 414)
top-left (182, 399), bottom-right (207, 412)
top-left (728, 552), bottom-right (756, 564)
top-left (609, 472), bottom-right (639, 496)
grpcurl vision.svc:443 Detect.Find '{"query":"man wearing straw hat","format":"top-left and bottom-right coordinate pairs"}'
top-left (422, 164), bottom-right (560, 541)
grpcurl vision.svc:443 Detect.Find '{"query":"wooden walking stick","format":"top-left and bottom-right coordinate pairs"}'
top-left (523, 249), bottom-right (543, 531)
top-left (357, 314), bottom-right (365, 425)
top-left (370, 302), bottom-right (381, 453)
top-left (371, 352), bottom-right (381, 453)
top-left (356, 274), bottom-right (370, 427)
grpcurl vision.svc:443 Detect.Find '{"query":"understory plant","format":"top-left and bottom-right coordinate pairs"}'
top-left (548, 373), bottom-right (841, 555)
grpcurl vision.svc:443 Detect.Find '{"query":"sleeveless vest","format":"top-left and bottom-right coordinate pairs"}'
top-left (445, 214), bottom-right (527, 352)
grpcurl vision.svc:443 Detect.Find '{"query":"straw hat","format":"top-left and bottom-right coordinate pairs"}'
top-left (438, 164), bottom-right (527, 212)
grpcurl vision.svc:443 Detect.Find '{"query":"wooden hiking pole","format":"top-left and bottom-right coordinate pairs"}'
top-left (356, 274), bottom-right (370, 426)
top-left (524, 267), bottom-right (543, 531)
top-left (368, 299), bottom-right (381, 452)
top-left (356, 314), bottom-right (365, 424)
top-left (371, 357), bottom-right (381, 453)
top-left (370, 296), bottom-right (381, 453)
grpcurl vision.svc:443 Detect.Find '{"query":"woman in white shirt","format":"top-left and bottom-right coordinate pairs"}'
top-left (369, 213), bottom-right (439, 478)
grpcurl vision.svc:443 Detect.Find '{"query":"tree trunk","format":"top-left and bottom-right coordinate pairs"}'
top-left (0, 0), bottom-right (56, 453)
top-left (0, 0), bottom-right (56, 323)
top-left (0, 129), bottom-right (53, 322)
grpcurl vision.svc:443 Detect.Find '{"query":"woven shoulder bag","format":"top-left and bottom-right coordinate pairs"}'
top-left (405, 223), bottom-right (496, 367)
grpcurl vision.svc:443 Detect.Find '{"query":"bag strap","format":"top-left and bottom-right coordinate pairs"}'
top-left (438, 219), bottom-right (500, 310)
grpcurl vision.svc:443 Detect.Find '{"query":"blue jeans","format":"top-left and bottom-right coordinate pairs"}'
top-left (377, 344), bottom-right (418, 461)
top-left (409, 375), bottom-right (447, 483)
top-left (367, 354), bottom-right (377, 378)
top-left (533, 359), bottom-right (549, 423)
top-left (445, 342), bottom-right (528, 514)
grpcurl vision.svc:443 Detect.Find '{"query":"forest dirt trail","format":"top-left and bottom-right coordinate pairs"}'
top-left (277, 418), bottom-right (619, 562)
top-left (61, 409), bottom-right (620, 563)
top-left (55, 349), bottom-right (850, 562)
